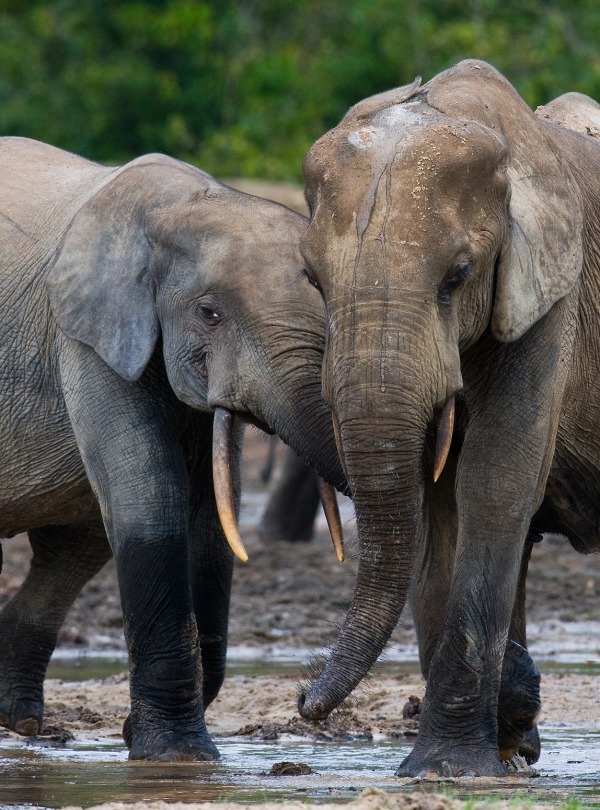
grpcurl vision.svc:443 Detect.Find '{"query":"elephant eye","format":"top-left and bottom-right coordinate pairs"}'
top-left (438, 259), bottom-right (473, 306)
top-left (199, 305), bottom-right (222, 324)
top-left (303, 267), bottom-right (322, 292)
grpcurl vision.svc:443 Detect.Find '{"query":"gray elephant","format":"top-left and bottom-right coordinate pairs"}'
top-left (0, 137), bottom-right (346, 761)
top-left (296, 59), bottom-right (600, 776)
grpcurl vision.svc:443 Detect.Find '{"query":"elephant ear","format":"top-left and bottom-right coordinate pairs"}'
top-left (48, 162), bottom-right (161, 381)
top-left (426, 59), bottom-right (584, 343)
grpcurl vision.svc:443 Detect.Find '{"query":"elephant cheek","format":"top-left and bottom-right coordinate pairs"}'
top-left (164, 352), bottom-right (210, 412)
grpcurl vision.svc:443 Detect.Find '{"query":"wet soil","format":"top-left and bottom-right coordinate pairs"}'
top-left (1, 431), bottom-right (600, 810)
top-left (58, 789), bottom-right (557, 810)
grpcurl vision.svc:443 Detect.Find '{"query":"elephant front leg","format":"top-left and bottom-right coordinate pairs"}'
top-left (60, 343), bottom-right (220, 761)
top-left (117, 535), bottom-right (219, 762)
top-left (398, 456), bottom-right (548, 778)
top-left (184, 412), bottom-right (240, 710)
top-left (397, 524), bottom-right (527, 778)
top-left (396, 314), bottom-right (568, 777)
top-left (412, 460), bottom-right (541, 769)
top-left (0, 521), bottom-right (111, 735)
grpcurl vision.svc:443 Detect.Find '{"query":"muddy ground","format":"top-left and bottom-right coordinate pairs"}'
top-left (1, 430), bottom-right (600, 810)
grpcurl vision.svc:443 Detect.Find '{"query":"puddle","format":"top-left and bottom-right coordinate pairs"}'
top-left (0, 727), bottom-right (599, 808)
top-left (46, 649), bottom-right (600, 683)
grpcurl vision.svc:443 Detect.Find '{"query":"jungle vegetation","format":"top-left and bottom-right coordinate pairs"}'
top-left (0, 0), bottom-right (598, 180)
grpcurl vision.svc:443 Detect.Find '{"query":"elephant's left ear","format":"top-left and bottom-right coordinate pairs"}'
top-left (491, 152), bottom-right (584, 342)
top-left (47, 164), bottom-right (161, 382)
top-left (427, 60), bottom-right (584, 343)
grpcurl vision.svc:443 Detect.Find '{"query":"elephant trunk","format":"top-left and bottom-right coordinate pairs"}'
top-left (298, 390), bottom-right (427, 719)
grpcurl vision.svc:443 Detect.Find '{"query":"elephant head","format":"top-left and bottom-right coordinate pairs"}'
top-left (47, 155), bottom-right (347, 558)
top-left (298, 60), bottom-right (583, 718)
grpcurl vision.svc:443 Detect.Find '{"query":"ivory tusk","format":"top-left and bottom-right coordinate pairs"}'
top-left (212, 407), bottom-right (249, 563)
top-left (332, 412), bottom-right (343, 457)
top-left (317, 477), bottom-right (345, 563)
top-left (433, 395), bottom-right (455, 483)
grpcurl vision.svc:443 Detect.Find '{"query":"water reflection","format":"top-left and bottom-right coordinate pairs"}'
top-left (0, 729), bottom-right (599, 809)
top-left (0, 737), bottom-right (407, 808)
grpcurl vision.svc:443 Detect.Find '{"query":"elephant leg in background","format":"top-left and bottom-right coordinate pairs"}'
top-left (258, 444), bottom-right (321, 542)
top-left (184, 411), bottom-right (242, 709)
top-left (411, 452), bottom-right (541, 765)
top-left (499, 531), bottom-right (543, 764)
top-left (0, 519), bottom-right (111, 735)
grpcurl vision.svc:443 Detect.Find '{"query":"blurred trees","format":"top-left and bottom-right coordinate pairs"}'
top-left (0, 0), bottom-right (598, 180)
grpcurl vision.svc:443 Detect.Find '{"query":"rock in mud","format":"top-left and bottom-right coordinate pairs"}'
top-left (268, 761), bottom-right (314, 776)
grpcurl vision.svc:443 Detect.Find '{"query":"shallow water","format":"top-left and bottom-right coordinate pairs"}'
top-left (0, 726), bottom-right (599, 809)
top-left (37, 651), bottom-right (600, 809)
top-left (46, 650), bottom-right (600, 683)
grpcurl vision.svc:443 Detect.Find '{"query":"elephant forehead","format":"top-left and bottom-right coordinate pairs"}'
top-left (306, 114), bottom-right (507, 247)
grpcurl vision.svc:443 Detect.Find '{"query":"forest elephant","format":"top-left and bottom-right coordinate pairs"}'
top-left (0, 137), bottom-right (347, 761)
top-left (296, 59), bottom-right (600, 776)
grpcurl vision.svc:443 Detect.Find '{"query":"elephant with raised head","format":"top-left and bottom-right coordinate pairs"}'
top-left (297, 60), bottom-right (600, 776)
top-left (0, 137), bottom-right (347, 761)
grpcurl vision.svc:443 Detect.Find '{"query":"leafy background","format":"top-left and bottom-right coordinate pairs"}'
top-left (0, 0), bottom-right (599, 181)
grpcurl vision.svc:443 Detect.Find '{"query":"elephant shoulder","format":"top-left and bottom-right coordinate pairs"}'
top-left (536, 93), bottom-right (600, 140)
top-left (121, 152), bottom-right (216, 190)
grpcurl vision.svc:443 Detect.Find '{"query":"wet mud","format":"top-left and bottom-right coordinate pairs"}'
top-left (1, 432), bottom-right (600, 808)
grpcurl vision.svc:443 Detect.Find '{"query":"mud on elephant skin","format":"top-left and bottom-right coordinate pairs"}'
top-left (0, 137), bottom-right (346, 761)
top-left (297, 60), bottom-right (600, 776)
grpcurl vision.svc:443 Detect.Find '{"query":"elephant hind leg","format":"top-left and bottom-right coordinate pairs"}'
top-left (0, 520), bottom-right (111, 735)
top-left (500, 531), bottom-right (543, 764)
top-left (497, 640), bottom-right (541, 762)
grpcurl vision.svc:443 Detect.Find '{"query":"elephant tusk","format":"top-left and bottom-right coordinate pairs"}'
top-left (212, 407), bottom-right (249, 563)
top-left (317, 477), bottom-right (345, 562)
top-left (332, 411), bottom-right (351, 483)
top-left (332, 412), bottom-right (343, 457)
top-left (433, 395), bottom-right (455, 483)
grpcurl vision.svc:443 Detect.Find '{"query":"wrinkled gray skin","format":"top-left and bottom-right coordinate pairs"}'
top-left (298, 60), bottom-right (600, 776)
top-left (0, 137), bottom-right (346, 761)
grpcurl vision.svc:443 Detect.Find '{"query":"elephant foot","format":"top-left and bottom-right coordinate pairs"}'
top-left (395, 743), bottom-right (508, 778)
top-left (123, 713), bottom-right (220, 762)
top-left (0, 695), bottom-right (43, 736)
top-left (498, 641), bottom-right (541, 763)
top-left (517, 726), bottom-right (541, 764)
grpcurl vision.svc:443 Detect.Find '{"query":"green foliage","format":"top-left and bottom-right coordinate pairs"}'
top-left (0, 0), bottom-right (599, 179)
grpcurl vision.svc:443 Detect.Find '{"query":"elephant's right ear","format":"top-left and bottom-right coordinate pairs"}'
top-left (47, 168), bottom-right (159, 382)
top-left (427, 60), bottom-right (584, 343)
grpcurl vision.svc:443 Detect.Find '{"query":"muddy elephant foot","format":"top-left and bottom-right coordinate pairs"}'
top-left (123, 713), bottom-right (220, 762)
top-left (498, 641), bottom-right (541, 763)
top-left (0, 694), bottom-right (43, 736)
top-left (395, 743), bottom-right (508, 778)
